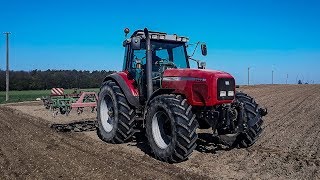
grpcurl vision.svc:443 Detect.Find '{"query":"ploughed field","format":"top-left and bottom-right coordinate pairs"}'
top-left (0, 85), bottom-right (319, 179)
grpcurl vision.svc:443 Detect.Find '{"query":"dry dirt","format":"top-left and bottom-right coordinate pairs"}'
top-left (1, 84), bottom-right (320, 179)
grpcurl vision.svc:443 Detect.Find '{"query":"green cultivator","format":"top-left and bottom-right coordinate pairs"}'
top-left (42, 88), bottom-right (98, 117)
top-left (50, 97), bottom-right (75, 116)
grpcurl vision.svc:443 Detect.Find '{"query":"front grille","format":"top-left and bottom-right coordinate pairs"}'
top-left (217, 78), bottom-right (235, 100)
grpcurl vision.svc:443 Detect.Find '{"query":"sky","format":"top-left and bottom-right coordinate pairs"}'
top-left (0, 0), bottom-right (319, 84)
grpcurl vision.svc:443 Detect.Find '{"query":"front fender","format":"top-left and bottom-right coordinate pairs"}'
top-left (146, 88), bottom-right (175, 106)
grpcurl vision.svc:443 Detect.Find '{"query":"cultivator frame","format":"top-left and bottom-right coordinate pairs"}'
top-left (42, 88), bottom-right (98, 117)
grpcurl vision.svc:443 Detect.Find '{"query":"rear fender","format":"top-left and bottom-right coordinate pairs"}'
top-left (103, 73), bottom-right (140, 108)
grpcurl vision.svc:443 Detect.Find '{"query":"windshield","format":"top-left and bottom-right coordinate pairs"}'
top-left (130, 41), bottom-right (189, 71)
top-left (151, 41), bottom-right (189, 68)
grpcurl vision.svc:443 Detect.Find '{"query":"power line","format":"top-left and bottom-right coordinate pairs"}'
top-left (3, 32), bottom-right (11, 101)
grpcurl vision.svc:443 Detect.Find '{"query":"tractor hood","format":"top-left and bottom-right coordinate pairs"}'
top-left (162, 68), bottom-right (236, 106)
top-left (163, 68), bottom-right (234, 80)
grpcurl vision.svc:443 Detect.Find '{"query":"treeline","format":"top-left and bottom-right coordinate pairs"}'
top-left (0, 70), bottom-right (115, 91)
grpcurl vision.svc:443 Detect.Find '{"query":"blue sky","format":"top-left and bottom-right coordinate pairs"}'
top-left (0, 0), bottom-right (319, 84)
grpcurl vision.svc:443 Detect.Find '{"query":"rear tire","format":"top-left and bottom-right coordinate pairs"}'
top-left (235, 92), bottom-right (264, 148)
top-left (97, 80), bottom-right (136, 144)
top-left (146, 94), bottom-right (198, 163)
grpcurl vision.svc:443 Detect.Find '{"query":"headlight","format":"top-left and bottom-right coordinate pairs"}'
top-left (182, 37), bottom-right (189, 42)
top-left (228, 91), bottom-right (234, 97)
top-left (151, 34), bottom-right (158, 39)
top-left (217, 78), bottom-right (235, 100)
top-left (220, 91), bottom-right (227, 97)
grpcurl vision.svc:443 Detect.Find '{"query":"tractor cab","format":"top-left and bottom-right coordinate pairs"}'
top-left (122, 28), bottom-right (207, 99)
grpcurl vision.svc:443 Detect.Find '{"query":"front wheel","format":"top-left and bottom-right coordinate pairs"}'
top-left (235, 92), bottom-right (265, 148)
top-left (146, 94), bottom-right (198, 163)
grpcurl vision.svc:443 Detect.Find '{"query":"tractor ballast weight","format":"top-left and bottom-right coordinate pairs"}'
top-left (97, 28), bottom-right (267, 163)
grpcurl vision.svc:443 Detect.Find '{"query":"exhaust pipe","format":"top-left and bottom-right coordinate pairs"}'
top-left (144, 28), bottom-right (153, 99)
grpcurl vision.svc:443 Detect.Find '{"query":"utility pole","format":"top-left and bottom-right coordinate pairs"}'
top-left (247, 67), bottom-right (250, 86)
top-left (286, 74), bottom-right (288, 84)
top-left (3, 32), bottom-right (11, 101)
top-left (272, 70), bottom-right (274, 85)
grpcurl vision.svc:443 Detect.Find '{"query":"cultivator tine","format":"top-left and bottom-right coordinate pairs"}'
top-left (51, 120), bottom-right (98, 132)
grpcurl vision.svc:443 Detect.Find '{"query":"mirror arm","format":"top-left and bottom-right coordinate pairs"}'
top-left (188, 57), bottom-right (200, 68)
top-left (190, 41), bottom-right (200, 57)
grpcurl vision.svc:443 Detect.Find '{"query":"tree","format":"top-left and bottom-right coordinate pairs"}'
top-left (0, 70), bottom-right (115, 91)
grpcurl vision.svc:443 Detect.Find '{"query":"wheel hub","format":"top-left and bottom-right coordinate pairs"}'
top-left (100, 95), bottom-right (114, 133)
top-left (108, 108), bottom-right (114, 117)
top-left (152, 110), bottom-right (172, 149)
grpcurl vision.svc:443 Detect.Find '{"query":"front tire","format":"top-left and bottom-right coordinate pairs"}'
top-left (97, 80), bottom-right (136, 144)
top-left (146, 94), bottom-right (198, 163)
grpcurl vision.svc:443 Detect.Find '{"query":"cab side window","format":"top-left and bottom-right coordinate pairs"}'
top-left (122, 45), bottom-right (129, 70)
top-left (131, 49), bottom-right (146, 69)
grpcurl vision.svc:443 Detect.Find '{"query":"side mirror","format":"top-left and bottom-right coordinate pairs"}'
top-left (200, 61), bottom-right (206, 69)
top-left (131, 37), bottom-right (141, 50)
top-left (201, 43), bottom-right (207, 56)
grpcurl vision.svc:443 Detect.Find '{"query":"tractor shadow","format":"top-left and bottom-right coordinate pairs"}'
top-left (196, 133), bottom-right (232, 154)
top-left (129, 131), bottom-right (153, 157)
top-left (130, 132), bottom-right (232, 157)
top-left (50, 122), bottom-right (232, 156)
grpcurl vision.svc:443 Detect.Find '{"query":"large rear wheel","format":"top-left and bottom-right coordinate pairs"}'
top-left (146, 94), bottom-right (198, 163)
top-left (97, 80), bottom-right (136, 144)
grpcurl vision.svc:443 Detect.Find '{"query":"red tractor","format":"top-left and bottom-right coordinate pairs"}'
top-left (97, 28), bottom-right (267, 163)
